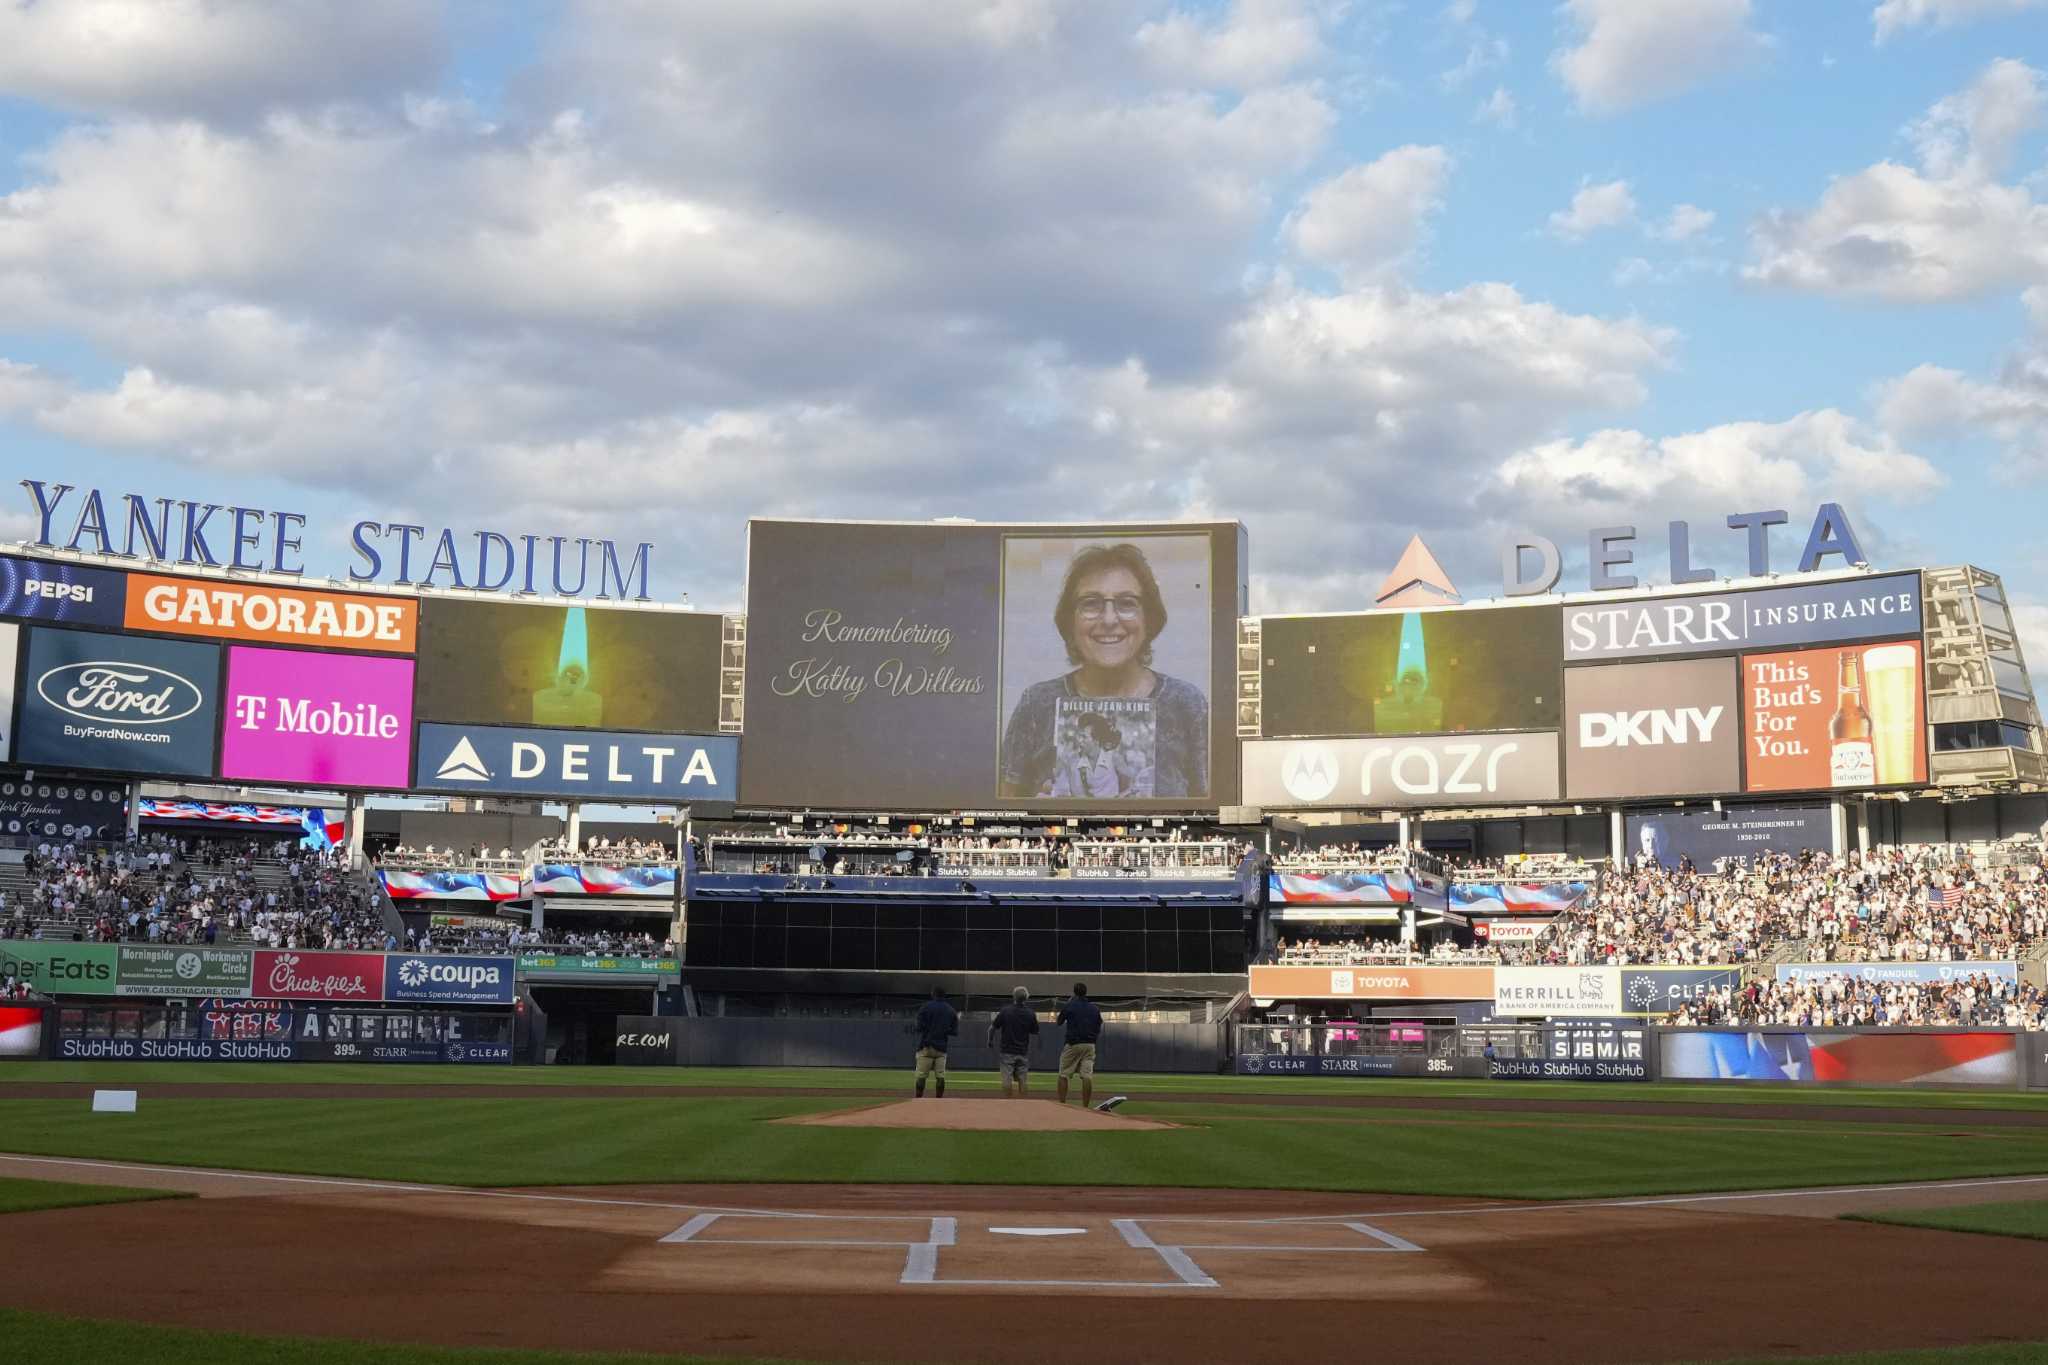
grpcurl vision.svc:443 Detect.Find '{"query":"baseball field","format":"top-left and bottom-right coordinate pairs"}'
top-left (5, 1061), bottom-right (2048, 1364)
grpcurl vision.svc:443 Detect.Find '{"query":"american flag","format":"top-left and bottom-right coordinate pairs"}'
top-left (1927, 884), bottom-right (1966, 907)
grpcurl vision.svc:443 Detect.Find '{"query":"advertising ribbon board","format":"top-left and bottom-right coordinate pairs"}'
top-left (1661, 1030), bottom-right (2018, 1086)
top-left (220, 645), bottom-right (415, 788)
top-left (1774, 962), bottom-right (2019, 985)
top-left (1246, 964), bottom-right (1493, 1001)
top-left (250, 950), bottom-right (386, 1002)
top-left (0, 774), bottom-right (126, 843)
top-left (1241, 732), bottom-right (1561, 809)
top-left (1563, 658), bottom-right (1740, 801)
top-left (384, 954), bottom-right (516, 1007)
top-left (114, 946), bottom-right (253, 997)
top-left (125, 572), bottom-right (418, 653)
top-left (1618, 966), bottom-right (1745, 1015)
top-left (0, 1004), bottom-right (41, 1057)
top-left (1, 941), bottom-right (118, 996)
top-left (527, 864), bottom-right (679, 898)
top-left (380, 868), bottom-right (523, 903)
top-left (516, 954), bottom-right (681, 980)
top-left (1742, 642), bottom-right (1926, 791)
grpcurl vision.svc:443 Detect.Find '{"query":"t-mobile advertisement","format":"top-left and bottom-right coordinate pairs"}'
top-left (219, 646), bottom-right (415, 789)
top-left (1624, 805), bottom-right (1833, 870)
top-left (740, 519), bottom-right (1244, 810)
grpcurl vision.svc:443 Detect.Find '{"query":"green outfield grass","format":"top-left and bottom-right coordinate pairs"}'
top-left (1846, 1199), bottom-right (2048, 1243)
top-left (5, 1089), bottom-right (2048, 1199)
top-left (0, 1176), bottom-right (188, 1215)
top-left (9, 1060), bottom-right (2048, 1112)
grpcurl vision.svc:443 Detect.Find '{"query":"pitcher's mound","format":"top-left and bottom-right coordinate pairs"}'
top-left (776, 1098), bottom-right (1175, 1132)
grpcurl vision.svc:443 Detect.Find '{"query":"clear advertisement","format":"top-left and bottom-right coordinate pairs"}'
top-left (1241, 732), bottom-right (1561, 809)
top-left (413, 722), bottom-right (737, 803)
top-left (1618, 967), bottom-right (1744, 1015)
top-left (1258, 603), bottom-right (1562, 738)
top-left (741, 520), bottom-right (1242, 810)
top-left (1563, 657), bottom-right (1740, 800)
top-left (1742, 641), bottom-right (1926, 792)
top-left (219, 645), bottom-right (415, 788)
top-left (113, 945), bottom-right (254, 997)
top-left (383, 954), bottom-right (516, 1007)
top-left (0, 552), bottom-right (127, 627)
top-left (124, 572), bottom-right (417, 653)
top-left (1624, 805), bottom-right (1832, 870)
top-left (414, 599), bottom-right (721, 734)
top-left (15, 626), bottom-right (221, 778)
top-left (1562, 572), bottom-right (1922, 662)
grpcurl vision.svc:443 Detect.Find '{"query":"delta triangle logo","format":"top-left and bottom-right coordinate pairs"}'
top-left (1373, 535), bottom-right (1460, 609)
top-left (435, 736), bottom-right (492, 783)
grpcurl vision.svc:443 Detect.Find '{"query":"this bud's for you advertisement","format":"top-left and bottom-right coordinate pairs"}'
top-left (1742, 642), bottom-right (1924, 792)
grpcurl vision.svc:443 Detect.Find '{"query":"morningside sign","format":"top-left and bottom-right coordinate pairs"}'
top-left (19, 479), bottom-right (655, 600)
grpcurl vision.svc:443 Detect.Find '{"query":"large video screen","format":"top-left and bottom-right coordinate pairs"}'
top-left (414, 599), bottom-right (721, 734)
top-left (1564, 657), bottom-right (1740, 801)
top-left (740, 519), bottom-right (1244, 810)
top-left (15, 625), bottom-right (221, 778)
top-left (1258, 604), bottom-right (1561, 739)
top-left (1741, 641), bottom-right (1926, 791)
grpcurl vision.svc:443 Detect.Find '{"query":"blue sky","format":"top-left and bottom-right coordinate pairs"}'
top-left (0, 0), bottom-right (2044, 676)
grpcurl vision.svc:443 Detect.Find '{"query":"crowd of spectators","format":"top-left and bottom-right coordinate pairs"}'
top-left (1670, 972), bottom-right (2048, 1029)
top-left (537, 836), bottom-right (676, 862)
top-left (406, 921), bottom-right (672, 958)
top-left (1269, 935), bottom-right (1492, 966)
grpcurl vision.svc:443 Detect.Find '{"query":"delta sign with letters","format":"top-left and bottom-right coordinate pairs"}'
top-left (413, 723), bottom-right (737, 802)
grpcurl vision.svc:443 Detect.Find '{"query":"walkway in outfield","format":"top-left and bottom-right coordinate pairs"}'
top-left (4, 1151), bottom-right (2047, 1363)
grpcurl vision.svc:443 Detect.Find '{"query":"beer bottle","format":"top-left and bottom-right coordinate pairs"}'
top-left (1829, 652), bottom-right (1875, 787)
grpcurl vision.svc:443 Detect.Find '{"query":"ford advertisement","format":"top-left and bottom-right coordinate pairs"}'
top-left (14, 626), bottom-right (221, 777)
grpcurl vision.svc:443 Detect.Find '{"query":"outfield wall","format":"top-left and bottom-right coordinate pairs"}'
top-left (614, 1015), bottom-right (1225, 1074)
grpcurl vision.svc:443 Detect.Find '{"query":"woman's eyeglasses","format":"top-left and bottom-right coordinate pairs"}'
top-left (1075, 594), bottom-right (1144, 621)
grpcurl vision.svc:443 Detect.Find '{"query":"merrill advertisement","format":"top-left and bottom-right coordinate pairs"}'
top-left (1562, 572), bottom-right (1922, 662)
top-left (1493, 966), bottom-right (1620, 1017)
top-left (414, 721), bottom-right (736, 803)
top-left (741, 519), bottom-right (1242, 811)
top-left (1742, 642), bottom-right (1925, 792)
top-left (1241, 732), bottom-right (1560, 809)
top-left (1564, 658), bottom-right (1740, 801)
top-left (15, 626), bottom-right (221, 778)
top-left (219, 645), bottom-right (415, 788)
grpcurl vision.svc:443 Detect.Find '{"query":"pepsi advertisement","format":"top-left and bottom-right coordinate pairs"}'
top-left (15, 626), bottom-right (221, 777)
top-left (0, 552), bottom-right (127, 627)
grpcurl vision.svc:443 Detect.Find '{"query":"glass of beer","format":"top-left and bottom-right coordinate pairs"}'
top-left (1861, 644), bottom-right (1921, 785)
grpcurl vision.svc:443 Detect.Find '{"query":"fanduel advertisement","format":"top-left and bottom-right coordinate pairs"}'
top-left (1624, 804), bottom-right (1832, 870)
top-left (1562, 572), bottom-right (1922, 662)
top-left (384, 954), bottom-right (515, 1006)
top-left (0, 773), bottom-right (126, 843)
top-left (413, 722), bottom-right (736, 802)
top-left (0, 551), bottom-right (126, 627)
top-left (1774, 962), bottom-right (2019, 985)
top-left (1241, 732), bottom-right (1560, 809)
top-left (741, 519), bottom-right (1243, 811)
top-left (1257, 603), bottom-right (1562, 738)
top-left (1564, 658), bottom-right (1739, 800)
top-left (15, 626), bottom-right (220, 777)
top-left (219, 645), bottom-right (414, 788)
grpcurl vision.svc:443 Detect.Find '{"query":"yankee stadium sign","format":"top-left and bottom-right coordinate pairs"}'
top-left (21, 478), bottom-right (654, 600)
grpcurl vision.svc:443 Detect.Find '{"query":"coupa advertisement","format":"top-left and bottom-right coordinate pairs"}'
top-left (0, 942), bottom-right (521, 1005)
top-left (1624, 805), bottom-right (1832, 870)
top-left (740, 519), bottom-right (1243, 811)
top-left (14, 626), bottom-right (220, 777)
top-left (219, 645), bottom-right (415, 788)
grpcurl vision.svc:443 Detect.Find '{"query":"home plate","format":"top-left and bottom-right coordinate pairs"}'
top-left (990, 1227), bottom-right (1087, 1236)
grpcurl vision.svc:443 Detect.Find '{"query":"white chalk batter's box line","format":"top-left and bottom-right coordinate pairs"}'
top-left (657, 1212), bottom-right (1424, 1290)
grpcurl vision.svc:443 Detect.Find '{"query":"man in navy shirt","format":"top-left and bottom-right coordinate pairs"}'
top-left (988, 986), bottom-right (1040, 1098)
top-left (1055, 982), bottom-right (1104, 1107)
top-left (913, 985), bottom-right (958, 1098)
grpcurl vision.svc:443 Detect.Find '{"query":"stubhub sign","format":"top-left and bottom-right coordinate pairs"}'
top-left (413, 722), bottom-right (737, 802)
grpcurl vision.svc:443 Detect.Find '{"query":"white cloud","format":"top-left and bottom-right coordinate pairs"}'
top-left (1285, 146), bottom-right (1453, 279)
top-left (1135, 0), bottom-right (1327, 89)
top-left (1549, 179), bottom-right (1636, 239)
top-left (1654, 204), bottom-right (1717, 242)
top-left (1878, 354), bottom-right (2048, 479)
top-left (1441, 34), bottom-right (1509, 90)
top-left (1613, 257), bottom-right (1655, 287)
top-left (0, 0), bottom-right (443, 119)
top-left (1474, 85), bottom-right (1517, 127)
top-left (1746, 59), bottom-right (2048, 302)
top-left (1554, 0), bottom-right (1769, 114)
top-left (2008, 597), bottom-right (2048, 693)
top-left (1873, 0), bottom-right (2048, 43)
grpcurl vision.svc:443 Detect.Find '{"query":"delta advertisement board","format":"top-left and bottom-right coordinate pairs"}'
top-left (1564, 658), bottom-right (1740, 801)
top-left (413, 722), bottom-right (737, 803)
top-left (15, 626), bottom-right (221, 777)
top-left (740, 519), bottom-right (1244, 811)
top-left (1241, 732), bottom-right (1561, 810)
top-left (219, 645), bottom-right (415, 788)
top-left (0, 774), bottom-right (126, 844)
top-left (1561, 572), bottom-right (1922, 662)
top-left (1257, 604), bottom-right (1562, 739)
top-left (1661, 1030), bottom-right (2019, 1086)
top-left (413, 598), bottom-right (721, 734)
top-left (1624, 805), bottom-right (1832, 870)
top-left (0, 551), bottom-right (126, 627)
top-left (123, 572), bottom-right (418, 653)
top-left (1742, 641), bottom-right (1926, 792)
top-left (1246, 964), bottom-right (1494, 1001)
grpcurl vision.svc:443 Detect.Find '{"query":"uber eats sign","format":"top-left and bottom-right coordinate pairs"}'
top-left (1, 942), bottom-right (117, 995)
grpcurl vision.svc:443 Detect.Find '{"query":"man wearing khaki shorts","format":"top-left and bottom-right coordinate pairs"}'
top-left (912, 985), bottom-right (957, 1099)
top-left (1056, 982), bottom-right (1103, 1107)
top-left (988, 986), bottom-right (1040, 1098)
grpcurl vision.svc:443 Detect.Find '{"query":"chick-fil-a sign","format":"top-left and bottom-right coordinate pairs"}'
top-left (253, 951), bottom-right (384, 1001)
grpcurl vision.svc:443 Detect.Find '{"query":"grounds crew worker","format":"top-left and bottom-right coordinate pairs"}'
top-left (1056, 982), bottom-right (1103, 1107)
top-left (988, 986), bottom-right (1040, 1098)
top-left (913, 985), bottom-right (958, 1098)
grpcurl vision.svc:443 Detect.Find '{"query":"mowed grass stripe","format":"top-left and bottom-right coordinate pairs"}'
top-left (0, 1175), bottom-right (189, 1215)
top-left (1845, 1199), bottom-right (2048, 1243)
top-left (5, 1096), bottom-right (2048, 1198)
top-left (10, 1060), bottom-right (2048, 1112)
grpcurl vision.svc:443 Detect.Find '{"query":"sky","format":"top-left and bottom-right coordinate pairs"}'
top-left (1, 0), bottom-right (2045, 688)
